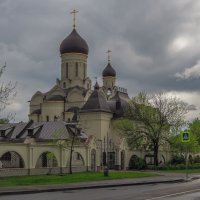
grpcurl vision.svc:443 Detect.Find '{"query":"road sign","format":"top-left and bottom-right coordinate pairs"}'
top-left (181, 131), bottom-right (190, 143)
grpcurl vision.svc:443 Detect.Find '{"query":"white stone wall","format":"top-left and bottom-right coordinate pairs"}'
top-left (60, 53), bottom-right (91, 90)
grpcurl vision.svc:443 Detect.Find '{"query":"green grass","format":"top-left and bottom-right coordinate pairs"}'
top-left (0, 171), bottom-right (158, 187)
top-left (159, 168), bottom-right (200, 173)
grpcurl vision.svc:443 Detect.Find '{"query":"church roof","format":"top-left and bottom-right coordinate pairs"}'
top-left (31, 109), bottom-right (41, 115)
top-left (46, 95), bottom-right (65, 101)
top-left (108, 91), bottom-right (130, 118)
top-left (0, 121), bottom-right (88, 141)
top-left (60, 29), bottom-right (89, 55)
top-left (102, 63), bottom-right (116, 77)
top-left (81, 85), bottom-right (111, 113)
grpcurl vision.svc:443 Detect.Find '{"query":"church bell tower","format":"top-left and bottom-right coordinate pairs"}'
top-left (59, 9), bottom-right (91, 90)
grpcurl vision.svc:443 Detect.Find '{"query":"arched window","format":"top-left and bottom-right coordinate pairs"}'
top-left (66, 63), bottom-right (68, 78)
top-left (84, 63), bottom-right (86, 78)
top-left (36, 152), bottom-right (58, 168)
top-left (1, 152), bottom-right (11, 161)
top-left (54, 116), bottom-right (57, 121)
top-left (46, 116), bottom-right (49, 122)
top-left (1, 151), bottom-right (24, 168)
top-left (63, 82), bottom-right (66, 88)
top-left (75, 62), bottom-right (78, 77)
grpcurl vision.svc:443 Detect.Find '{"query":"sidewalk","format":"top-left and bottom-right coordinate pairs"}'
top-left (0, 172), bottom-right (199, 196)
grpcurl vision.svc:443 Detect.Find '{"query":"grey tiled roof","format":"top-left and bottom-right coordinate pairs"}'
top-left (46, 95), bottom-right (65, 101)
top-left (31, 109), bottom-right (41, 115)
top-left (108, 91), bottom-right (130, 118)
top-left (0, 121), bottom-right (87, 141)
top-left (81, 88), bottom-right (111, 113)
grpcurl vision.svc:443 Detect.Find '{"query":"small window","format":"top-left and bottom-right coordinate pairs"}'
top-left (63, 82), bottom-right (66, 88)
top-left (0, 130), bottom-right (5, 137)
top-left (46, 116), bottom-right (49, 122)
top-left (75, 62), bottom-right (78, 77)
top-left (54, 116), bottom-right (57, 121)
top-left (84, 63), bottom-right (86, 78)
top-left (66, 63), bottom-right (68, 78)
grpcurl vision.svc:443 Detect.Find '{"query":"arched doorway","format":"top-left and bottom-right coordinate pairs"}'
top-left (36, 152), bottom-right (58, 168)
top-left (121, 150), bottom-right (125, 170)
top-left (129, 155), bottom-right (146, 170)
top-left (91, 149), bottom-right (96, 171)
top-left (0, 151), bottom-right (24, 168)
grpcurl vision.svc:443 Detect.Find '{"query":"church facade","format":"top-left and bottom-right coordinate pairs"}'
top-left (0, 15), bottom-right (170, 176)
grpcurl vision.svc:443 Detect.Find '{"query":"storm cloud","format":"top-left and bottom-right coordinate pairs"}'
top-left (0, 0), bottom-right (200, 121)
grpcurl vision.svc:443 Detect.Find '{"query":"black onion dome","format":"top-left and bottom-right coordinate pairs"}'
top-left (60, 29), bottom-right (89, 55)
top-left (102, 63), bottom-right (116, 77)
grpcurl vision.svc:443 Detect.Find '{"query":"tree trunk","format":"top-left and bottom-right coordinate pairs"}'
top-left (153, 143), bottom-right (159, 167)
top-left (69, 135), bottom-right (75, 174)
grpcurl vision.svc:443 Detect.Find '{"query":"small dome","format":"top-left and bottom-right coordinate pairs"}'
top-left (60, 29), bottom-right (89, 55)
top-left (102, 63), bottom-right (116, 77)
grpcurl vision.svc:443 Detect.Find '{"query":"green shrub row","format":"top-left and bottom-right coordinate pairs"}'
top-left (157, 163), bottom-right (200, 170)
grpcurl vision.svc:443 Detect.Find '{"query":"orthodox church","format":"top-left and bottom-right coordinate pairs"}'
top-left (0, 12), bottom-right (168, 175)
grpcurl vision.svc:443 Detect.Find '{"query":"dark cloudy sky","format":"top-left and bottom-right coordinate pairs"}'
top-left (0, 0), bottom-right (200, 121)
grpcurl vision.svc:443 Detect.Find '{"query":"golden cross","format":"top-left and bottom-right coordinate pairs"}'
top-left (70, 9), bottom-right (78, 29)
top-left (106, 49), bottom-right (112, 63)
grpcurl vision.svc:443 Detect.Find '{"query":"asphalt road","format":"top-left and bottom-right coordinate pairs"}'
top-left (1, 180), bottom-right (200, 200)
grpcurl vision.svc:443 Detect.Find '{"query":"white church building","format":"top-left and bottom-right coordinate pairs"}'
top-left (0, 12), bottom-right (169, 176)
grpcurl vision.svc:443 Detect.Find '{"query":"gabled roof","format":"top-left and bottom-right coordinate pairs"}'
top-left (31, 109), bottom-right (41, 115)
top-left (108, 91), bottom-right (130, 118)
top-left (46, 95), bottom-right (65, 101)
top-left (0, 121), bottom-right (88, 141)
top-left (81, 86), bottom-right (111, 113)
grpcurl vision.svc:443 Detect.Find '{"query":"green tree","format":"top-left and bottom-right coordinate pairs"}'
top-left (0, 118), bottom-right (9, 124)
top-left (0, 63), bottom-right (16, 122)
top-left (189, 118), bottom-right (200, 144)
top-left (115, 91), bottom-right (188, 166)
top-left (52, 122), bottom-right (81, 174)
top-left (170, 132), bottom-right (200, 156)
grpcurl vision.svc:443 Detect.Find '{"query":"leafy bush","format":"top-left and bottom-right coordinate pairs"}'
top-left (193, 155), bottom-right (200, 163)
top-left (156, 163), bottom-right (200, 170)
top-left (189, 163), bottom-right (200, 169)
top-left (129, 155), bottom-right (146, 170)
top-left (170, 154), bottom-right (185, 165)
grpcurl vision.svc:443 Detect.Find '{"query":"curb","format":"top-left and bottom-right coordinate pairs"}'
top-left (0, 178), bottom-right (187, 196)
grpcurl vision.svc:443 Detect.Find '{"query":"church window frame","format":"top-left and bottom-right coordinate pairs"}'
top-left (75, 62), bottom-right (78, 77)
top-left (46, 116), bottom-right (49, 122)
top-left (66, 63), bottom-right (68, 78)
top-left (84, 63), bottom-right (86, 78)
